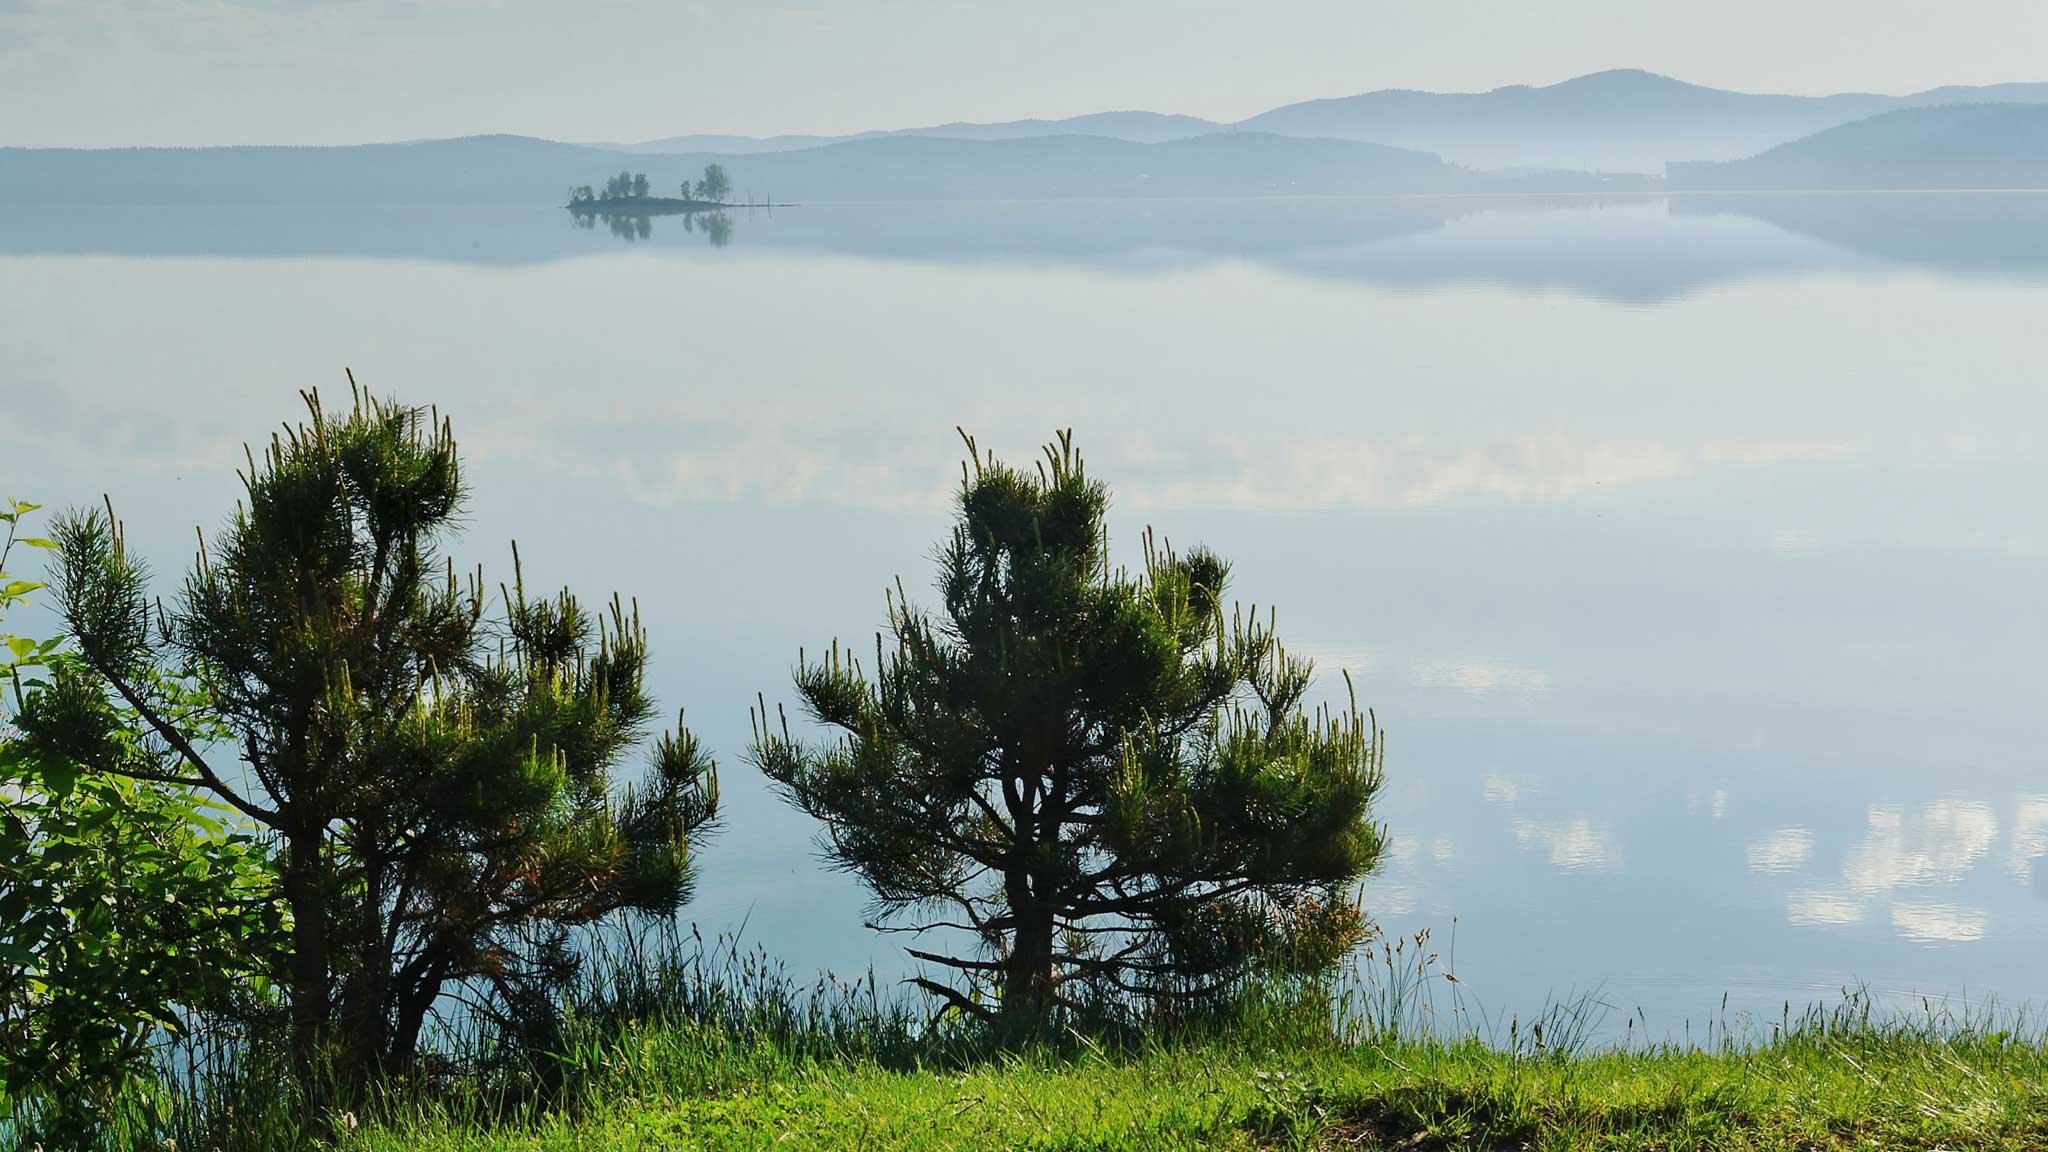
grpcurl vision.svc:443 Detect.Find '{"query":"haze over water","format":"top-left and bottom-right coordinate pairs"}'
top-left (4, 193), bottom-right (2045, 1038)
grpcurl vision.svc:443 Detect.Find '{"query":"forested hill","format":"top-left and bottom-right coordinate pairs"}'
top-left (652, 132), bottom-right (1460, 200)
top-left (1667, 104), bottom-right (2048, 190)
top-left (0, 131), bottom-right (1557, 205)
top-left (0, 132), bottom-right (1459, 204)
top-left (626, 110), bottom-right (1225, 153)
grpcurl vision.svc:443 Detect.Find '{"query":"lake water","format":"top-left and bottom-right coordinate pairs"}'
top-left (4, 193), bottom-right (2046, 1039)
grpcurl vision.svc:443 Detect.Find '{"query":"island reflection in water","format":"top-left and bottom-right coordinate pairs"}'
top-left (570, 205), bottom-right (736, 246)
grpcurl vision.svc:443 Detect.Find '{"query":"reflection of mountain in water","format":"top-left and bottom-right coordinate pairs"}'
top-left (733, 198), bottom-right (1825, 304)
top-left (1670, 192), bottom-right (2048, 275)
top-left (3, 194), bottom-right (2045, 302)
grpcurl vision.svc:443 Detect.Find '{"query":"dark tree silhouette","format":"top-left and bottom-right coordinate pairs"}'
top-left (752, 431), bottom-right (1385, 1034)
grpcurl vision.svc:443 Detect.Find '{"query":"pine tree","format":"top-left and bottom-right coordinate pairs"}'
top-left (751, 430), bottom-right (1384, 1034)
top-left (37, 383), bottom-right (717, 1082)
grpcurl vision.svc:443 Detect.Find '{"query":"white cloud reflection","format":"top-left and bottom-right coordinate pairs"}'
top-left (1890, 901), bottom-right (1988, 943)
top-left (1841, 801), bottom-right (1998, 895)
top-left (1132, 436), bottom-right (1851, 513)
top-left (1412, 660), bottom-right (1552, 695)
top-left (461, 426), bottom-right (1856, 516)
top-left (1482, 772), bottom-right (1527, 806)
top-left (1780, 800), bottom-right (2000, 944)
top-left (1511, 817), bottom-right (1619, 872)
top-left (1746, 827), bottom-right (1814, 874)
top-left (2005, 796), bottom-right (2048, 884)
top-left (1787, 888), bottom-right (1865, 927)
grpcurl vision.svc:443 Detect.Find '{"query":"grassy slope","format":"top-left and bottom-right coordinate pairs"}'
top-left (352, 1029), bottom-right (2048, 1151)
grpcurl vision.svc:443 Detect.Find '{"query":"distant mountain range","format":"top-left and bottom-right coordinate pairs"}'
top-left (619, 70), bottom-right (2048, 174)
top-left (1235, 70), bottom-right (2048, 172)
top-left (621, 111), bottom-right (1223, 154)
top-left (3, 71), bottom-right (2046, 204)
top-left (1668, 103), bottom-right (2048, 190)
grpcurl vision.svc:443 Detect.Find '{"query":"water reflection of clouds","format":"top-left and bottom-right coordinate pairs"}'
top-left (1746, 827), bottom-right (1814, 874)
top-left (1284, 644), bottom-right (1380, 683)
top-left (1490, 770), bottom-right (1540, 807)
top-left (1842, 801), bottom-right (1998, 895)
top-left (478, 428), bottom-right (954, 511)
top-left (1482, 766), bottom-right (1622, 873)
top-left (1687, 787), bottom-right (1729, 820)
top-left (1511, 817), bottom-right (1621, 872)
top-left (2005, 796), bottom-right (2048, 885)
top-left (1370, 831), bottom-right (1424, 916)
top-left (1786, 889), bottom-right (1866, 927)
top-left (1295, 643), bottom-right (1549, 699)
top-left (1127, 436), bottom-right (1852, 513)
top-left (474, 427), bottom-right (1857, 516)
top-left (1780, 800), bottom-right (2001, 944)
top-left (1366, 832), bottom-right (1458, 919)
top-left (1889, 902), bottom-right (1988, 944)
top-left (1411, 660), bottom-right (1552, 695)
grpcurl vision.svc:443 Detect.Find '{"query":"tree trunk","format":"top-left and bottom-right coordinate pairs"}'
top-left (343, 829), bottom-right (392, 1083)
top-left (998, 763), bottom-right (1059, 1037)
top-left (1000, 888), bottom-right (1057, 1037)
top-left (388, 972), bottom-right (438, 1074)
top-left (283, 826), bottom-right (331, 1091)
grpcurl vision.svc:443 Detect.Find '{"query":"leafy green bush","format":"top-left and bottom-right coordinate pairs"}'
top-left (0, 499), bottom-right (286, 1143)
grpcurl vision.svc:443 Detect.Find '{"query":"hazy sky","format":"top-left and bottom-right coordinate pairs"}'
top-left (4, 0), bottom-right (2046, 148)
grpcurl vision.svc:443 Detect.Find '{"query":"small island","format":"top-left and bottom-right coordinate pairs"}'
top-left (567, 163), bottom-right (735, 214)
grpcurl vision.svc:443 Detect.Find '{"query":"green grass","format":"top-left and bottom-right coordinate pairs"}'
top-left (339, 1025), bottom-right (2048, 1151)
top-left (67, 933), bottom-right (2047, 1151)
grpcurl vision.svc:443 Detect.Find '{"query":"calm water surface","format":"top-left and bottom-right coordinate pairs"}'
top-left (4, 194), bottom-right (2045, 1037)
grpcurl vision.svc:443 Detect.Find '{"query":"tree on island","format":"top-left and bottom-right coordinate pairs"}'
top-left (603, 170), bottom-right (650, 200)
top-left (692, 163), bottom-right (731, 204)
top-left (34, 385), bottom-right (719, 1085)
top-left (751, 430), bottom-right (1386, 1036)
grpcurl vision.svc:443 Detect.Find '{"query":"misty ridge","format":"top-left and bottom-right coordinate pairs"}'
top-left (619, 69), bottom-right (2048, 174)
top-left (2, 68), bottom-right (2047, 204)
